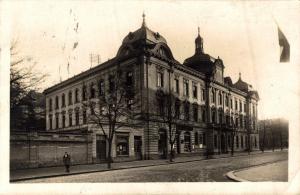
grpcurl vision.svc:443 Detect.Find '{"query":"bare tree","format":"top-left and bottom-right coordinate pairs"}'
top-left (156, 89), bottom-right (179, 162)
top-left (83, 66), bottom-right (140, 169)
top-left (10, 41), bottom-right (47, 131)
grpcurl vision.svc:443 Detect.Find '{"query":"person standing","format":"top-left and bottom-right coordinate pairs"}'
top-left (63, 152), bottom-right (71, 173)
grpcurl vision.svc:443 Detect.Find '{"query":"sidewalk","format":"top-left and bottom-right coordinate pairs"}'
top-left (226, 159), bottom-right (288, 182)
top-left (10, 149), bottom-right (284, 182)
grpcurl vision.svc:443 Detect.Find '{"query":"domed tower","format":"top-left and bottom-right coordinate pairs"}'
top-left (195, 27), bottom-right (204, 54)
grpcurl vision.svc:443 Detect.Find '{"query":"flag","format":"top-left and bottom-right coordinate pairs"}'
top-left (278, 26), bottom-right (290, 62)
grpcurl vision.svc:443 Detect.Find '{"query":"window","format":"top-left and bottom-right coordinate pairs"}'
top-left (83, 110), bottom-right (87, 124)
top-left (62, 114), bottom-right (66, 128)
top-left (212, 110), bottom-right (216, 123)
top-left (236, 136), bottom-right (239, 148)
top-left (69, 112), bottom-right (72, 126)
top-left (127, 99), bottom-right (134, 110)
top-left (193, 83), bottom-right (197, 99)
top-left (98, 80), bottom-right (104, 96)
top-left (49, 115), bottom-right (52, 130)
top-left (252, 105), bottom-right (255, 116)
top-left (184, 102), bottom-right (190, 120)
top-left (116, 135), bottom-right (129, 156)
top-left (228, 135), bottom-right (231, 146)
top-left (49, 99), bottom-right (52, 111)
top-left (157, 72), bottom-right (164, 87)
top-left (90, 83), bottom-right (96, 99)
top-left (68, 91), bottom-right (73, 105)
top-left (109, 75), bottom-right (115, 92)
top-left (240, 101), bottom-right (242, 112)
top-left (82, 85), bottom-right (87, 101)
top-left (183, 79), bottom-right (189, 96)
top-left (201, 88), bottom-right (205, 101)
top-left (254, 137), bottom-right (257, 147)
top-left (202, 109), bottom-right (206, 122)
top-left (235, 100), bottom-right (238, 110)
top-left (244, 103), bottom-right (246, 112)
top-left (230, 99), bottom-right (233, 109)
top-left (219, 93), bottom-right (222, 105)
top-left (203, 133), bottom-right (206, 145)
top-left (174, 78), bottom-right (179, 94)
top-left (75, 88), bottom-right (79, 103)
top-left (55, 96), bottom-right (59, 109)
top-left (214, 134), bottom-right (218, 148)
top-left (126, 71), bottom-right (133, 86)
top-left (225, 96), bottom-right (229, 107)
top-left (235, 117), bottom-right (239, 127)
top-left (184, 132), bottom-right (191, 152)
top-left (75, 110), bottom-right (79, 125)
top-left (175, 100), bottom-right (180, 119)
top-left (226, 115), bottom-right (230, 125)
top-left (241, 135), bottom-right (244, 148)
top-left (199, 133), bottom-right (203, 145)
top-left (62, 94), bottom-right (66, 107)
top-left (55, 114), bottom-right (59, 129)
top-left (193, 104), bottom-right (198, 122)
top-left (240, 116), bottom-right (243, 128)
top-left (212, 90), bottom-right (215, 103)
top-left (158, 97), bottom-right (165, 117)
top-left (219, 113), bottom-right (222, 124)
top-left (195, 132), bottom-right (199, 145)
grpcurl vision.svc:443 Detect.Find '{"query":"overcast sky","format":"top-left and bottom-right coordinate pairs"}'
top-left (6, 1), bottom-right (300, 120)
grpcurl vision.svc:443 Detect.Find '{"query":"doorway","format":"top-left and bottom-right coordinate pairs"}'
top-left (134, 136), bottom-right (142, 160)
top-left (158, 129), bottom-right (167, 159)
top-left (96, 135), bottom-right (107, 161)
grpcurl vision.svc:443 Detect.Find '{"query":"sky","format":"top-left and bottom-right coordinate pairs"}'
top-left (6, 0), bottom-right (300, 120)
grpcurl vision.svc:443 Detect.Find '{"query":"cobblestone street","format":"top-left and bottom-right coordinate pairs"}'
top-left (18, 150), bottom-right (288, 183)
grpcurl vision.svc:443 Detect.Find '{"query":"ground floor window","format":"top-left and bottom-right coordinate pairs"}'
top-left (254, 136), bottom-right (257, 147)
top-left (214, 134), bottom-right (218, 148)
top-left (116, 135), bottom-right (129, 156)
top-left (195, 132), bottom-right (199, 145)
top-left (228, 134), bottom-right (231, 146)
top-left (241, 135), bottom-right (244, 148)
top-left (184, 132), bottom-right (191, 152)
top-left (236, 136), bottom-right (239, 148)
top-left (203, 133), bottom-right (206, 145)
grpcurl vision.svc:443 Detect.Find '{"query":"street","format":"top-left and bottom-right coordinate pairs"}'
top-left (18, 151), bottom-right (287, 182)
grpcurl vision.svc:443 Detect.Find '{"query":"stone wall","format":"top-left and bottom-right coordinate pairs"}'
top-left (10, 131), bottom-right (92, 170)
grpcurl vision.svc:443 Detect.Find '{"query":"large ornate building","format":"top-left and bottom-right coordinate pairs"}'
top-left (44, 15), bottom-right (259, 162)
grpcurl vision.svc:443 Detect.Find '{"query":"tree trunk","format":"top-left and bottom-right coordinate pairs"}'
top-left (107, 139), bottom-right (113, 169)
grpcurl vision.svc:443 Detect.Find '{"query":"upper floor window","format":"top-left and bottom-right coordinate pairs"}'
top-left (109, 75), bottom-right (115, 92)
top-left (202, 109), bottom-right (206, 122)
top-left (68, 91), bottom-right (73, 105)
top-left (82, 110), bottom-right (87, 124)
top-left (49, 114), bottom-right (53, 130)
top-left (175, 100), bottom-right (180, 119)
top-left (212, 110), bottom-right (216, 123)
top-left (201, 88), bottom-right (205, 101)
top-left (184, 102), bottom-right (190, 120)
top-left (192, 83), bottom-right (197, 99)
top-left (98, 80), bottom-right (104, 96)
top-left (55, 114), bottom-right (59, 129)
top-left (90, 83), bottom-right (96, 99)
top-left (49, 98), bottom-right (52, 111)
top-left (62, 114), bottom-right (66, 128)
top-left (212, 90), bottom-right (215, 103)
top-left (174, 78), bottom-right (179, 94)
top-left (75, 110), bottom-right (79, 126)
top-left (252, 105), bottom-right (255, 116)
top-left (235, 100), bottom-right (238, 110)
top-left (126, 71), bottom-right (133, 86)
top-left (62, 93), bottom-right (66, 107)
top-left (82, 85), bottom-right (87, 101)
top-left (55, 96), bottom-right (59, 109)
top-left (219, 113), bottom-right (222, 124)
top-left (75, 88), bottom-right (79, 103)
top-left (193, 104), bottom-right (198, 122)
top-left (157, 72), bottom-right (164, 87)
top-left (230, 99), bottom-right (233, 109)
top-left (219, 93), bottom-right (222, 105)
top-left (225, 96), bottom-right (229, 107)
top-left (183, 79), bottom-right (189, 97)
top-left (239, 101), bottom-right (242, 112)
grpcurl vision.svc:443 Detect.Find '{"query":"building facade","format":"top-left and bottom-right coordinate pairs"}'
top-left (44, 16), bottom-right (259, 162)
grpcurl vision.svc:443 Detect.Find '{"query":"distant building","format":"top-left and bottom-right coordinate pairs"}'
top-left (258, 118), bottom-right (289, 150)
top-left (44, 15), bottom-right (259, 162)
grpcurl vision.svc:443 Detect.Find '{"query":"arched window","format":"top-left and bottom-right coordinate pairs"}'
top-left (68, 91), bottom-right (73, 105)
top-left (55, 96), bottom-right (59, 109)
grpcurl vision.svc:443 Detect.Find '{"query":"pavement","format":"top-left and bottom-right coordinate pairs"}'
top-left (226, 160), bottom-right (288, 182)
top-left (10, 149), bottom-right (287, 182)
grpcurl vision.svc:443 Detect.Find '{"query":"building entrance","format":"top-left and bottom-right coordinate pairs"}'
top-left (158, 129), bottom-right (167, 159)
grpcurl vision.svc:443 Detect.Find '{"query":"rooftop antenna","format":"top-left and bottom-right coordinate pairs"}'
top-left (142, 11), bottom-right (146, 27)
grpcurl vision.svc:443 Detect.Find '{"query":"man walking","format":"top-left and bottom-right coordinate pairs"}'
top-left (63, 152), bottom-right (71, 173)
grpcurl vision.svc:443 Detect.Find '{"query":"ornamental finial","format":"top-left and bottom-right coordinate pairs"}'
top-left (142, 12), bottom-right (146, 27)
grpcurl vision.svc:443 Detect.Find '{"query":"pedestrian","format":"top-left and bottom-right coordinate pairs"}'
top-left (63, 152), bottom-right (71, 173)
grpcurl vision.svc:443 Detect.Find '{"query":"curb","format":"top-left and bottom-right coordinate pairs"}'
top-left (225, 159), bottom-right (287, 182)
top-left (11, 150), bottom-right (286, 182)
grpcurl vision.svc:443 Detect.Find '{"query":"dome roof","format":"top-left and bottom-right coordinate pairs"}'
top-left (233, 73), bottom-right (252, 92)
